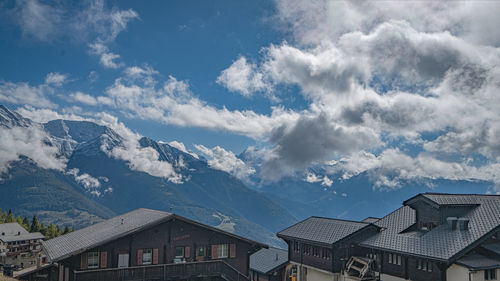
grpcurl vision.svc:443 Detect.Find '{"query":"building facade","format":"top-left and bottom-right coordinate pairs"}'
top-left (19, 208), bottom-right (266, 281)
top-left (0, 223), bottom-right (44, 268)
top-left (277, 193), bottom-right (500, 281)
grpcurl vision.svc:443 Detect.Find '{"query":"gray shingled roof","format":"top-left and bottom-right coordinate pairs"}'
top-left (0, 223), bottom-right (29, 236)
top-left (43, 209), bottom-right (172, 262)
top-left (250, 247), bottom-right (288, 274)
top-left (278, 217), bottom-right (372, 246)
top-left (1, 232), bottom-right (45, 242)
top-left (456, 253), bottom-right (500, 270)
top-left (0, 223), bottom-right (44, 242)
top-left (361, 193), bottom-right (500, 262)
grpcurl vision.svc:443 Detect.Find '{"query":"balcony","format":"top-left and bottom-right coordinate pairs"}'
top-left (73, 260), bottom-right (249, 281)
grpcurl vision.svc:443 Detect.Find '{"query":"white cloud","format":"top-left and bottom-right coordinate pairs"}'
top-left (167, 140), bottom-right (199, 159)
top-left (15, 106), bottom-right (89, 123)
top-left (12, 0), bottom-right (139, 43)
top-left (97, 113), bottom-right (183, 183)
top-left (194, 144), bottom-right (255, 182)
top-left (66, 168), bottom-right (101, 191)
top-left (0, 81), bottom-right (56, 108)
top-left (89, 42), bottom-right (124, 69)
top-left (0, 125), bottom-right (67, 174)
top-left (100, 73), bottom-right (300, 138)
top-left (44, 72), bottom-right (67, 86)
top-left (217, 57), bottom-right (270, 97)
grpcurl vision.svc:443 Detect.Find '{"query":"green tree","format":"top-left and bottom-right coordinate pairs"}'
top-left (63, 225), bottom-right (70, 234)
top-left (30, 215), bottom-right (41, 233)
top-left (7, 209), bottom-right (14, 223)
top-left (46, 223), bottom-right (56, 239)
top-left (22, 216), bottom-right (30, 231)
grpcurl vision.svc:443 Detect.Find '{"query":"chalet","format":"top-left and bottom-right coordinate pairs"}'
top-left (0, 223), bottom-right (44, 268)
top-left (277, 217), bottom-right (380, 281)
top-left (277, 193), bottom-right (500, 281)
top-left (18, 208), bottom-right (266, 281)
top-left (249, 247), bottom-right (288, 281)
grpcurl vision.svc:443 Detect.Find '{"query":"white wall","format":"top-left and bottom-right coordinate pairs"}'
top-left (446, 264), bottom-right (470, 281)
top-left (379, 273), bottom-right (408, 281)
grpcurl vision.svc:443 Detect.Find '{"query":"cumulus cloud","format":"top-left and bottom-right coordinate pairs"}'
top-left (44, 72), bottom-right (67, 86)
top-left (304, 172), bottom-right (332, 187)
top-left (167, 140), bottom-right (199, 159)
top-left (260, 114), bottom-right (380, 180)
top-left (99, 73), bottom-right (300, 138)
top-left (0, 125), bottom-right (67, 174)
top-left (194, 144), bottom-right (255, 182)
top-left (15, 106), bottom-right (89, 123)
top-left (66, 168), bottom-right (101, 191)
top-left (0, 80), bottom-right (57, 108)
top-left (217, 57), bottom-right (270, 97)
top-left (89, 42), bottom-right (124, 69)
top-left (97, 113), bottom-right (183, 183)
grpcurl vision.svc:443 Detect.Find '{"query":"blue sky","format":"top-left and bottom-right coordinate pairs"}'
top-left (1, 0), bottom-right (500, 192)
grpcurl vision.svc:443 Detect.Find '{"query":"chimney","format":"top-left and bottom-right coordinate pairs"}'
top-left (121, 219), bottom-right (124, 225)
top-left (447, 217), bottom-right (458, 230)
top-left (457, 218), bottom-right (470, 230)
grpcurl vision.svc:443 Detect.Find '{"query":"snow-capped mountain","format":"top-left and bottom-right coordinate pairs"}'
top-left (0, 105), bottom-right (294, 246)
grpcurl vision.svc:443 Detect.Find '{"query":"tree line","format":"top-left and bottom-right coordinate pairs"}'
top-left (0, 209), bottom-right (74, 239)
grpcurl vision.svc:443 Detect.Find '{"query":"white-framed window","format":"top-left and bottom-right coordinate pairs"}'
top-left (88, 252), bottom-right (99, 269)
top-left (485, 269), bottom-right (497, 280)
top-left (143, 249), bottom-right (152, 265)
top-left (218, 244), bottom-right (229, 258)
top-left (175, 247), bottom-right (185, 258)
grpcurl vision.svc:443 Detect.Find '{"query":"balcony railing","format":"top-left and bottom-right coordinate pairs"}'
top-left (73, 260), bottom-right (249, 281)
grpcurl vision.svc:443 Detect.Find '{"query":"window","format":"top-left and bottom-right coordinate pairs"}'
top-left (485, 269), bottom-right (497, 280)
top-left (321, 248), bottom-right (330, 260)
top-left (218, 244), bottom-right (229, 258)
top-left (417, 259), bottom-right (432, 272)
top-left (143, 249), bottom-right (152, 265)
top-left (197, 246), bottom-right (205, 257)
top-left (303, 244), bottom-right (311, 255)
top-left (294, 241), bottom-right (300, 253)
top-left (175, 247), bottom-right (184, 258)
top-left (88, 252), bottom-right (99, 269)
top-left (312, 246), bottom-right (320, 257)
top-left (388, 253), bottom-right (402, 265)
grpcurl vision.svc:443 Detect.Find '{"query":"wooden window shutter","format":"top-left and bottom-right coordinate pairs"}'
top-left (100, 251), bottom-right (107, 268)
top-left (211, 245), bottom-right (218, 259)
top-left (229, 244), bottom-right (236, 258)
top-left (153, 248), bottom-right (159, 265)
top-left (80, 253), bottom-right (88, 270)
top-left (137, 249), bottom-right (143, 266)
top-left (185, 246), bottom-right (190, 258)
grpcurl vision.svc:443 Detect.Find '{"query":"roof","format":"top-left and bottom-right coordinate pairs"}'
top-left (360, 193), bottom-right (500, 262)
top-left (0, 223), bottom-right (44, 242)
top-left (278, 216), bottom-right (376, 246)
top-left (43, 208), bottom-right (267, 262)
top-left (43, 208), bottom-right (173, 262)
top-left (0, 223), bottom-right (29, 236)
top-left (250, 247), bottom-right (288, 274)
top-left (482, 242), bottom-right (500, 256)
top-left (1, 232), bottom-right (45, 242)
top-left (362, 217), bottom-right (380, 223)
top-left (455, 253), bottom-right (500, 270)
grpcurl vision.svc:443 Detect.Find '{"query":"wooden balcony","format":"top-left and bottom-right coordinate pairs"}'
top-left (73, 260), bottom-right (249, 281)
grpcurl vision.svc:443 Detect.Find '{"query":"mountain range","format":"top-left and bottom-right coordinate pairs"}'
top-left (0, 105), bottom-right (492, 247)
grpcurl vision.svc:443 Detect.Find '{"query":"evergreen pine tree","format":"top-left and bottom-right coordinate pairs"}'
top-left (46, 223), bottom-right (56, 239)
top-left (63, 225), bottom-right (70, 234)
top-left (7, 209), bottom-right (14, 223)
top-left (30, 215), bottom-right (41, 233)
top-left (22, 216), bottom-right (30, 230)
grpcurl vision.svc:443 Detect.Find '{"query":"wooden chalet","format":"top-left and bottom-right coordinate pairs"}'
top-left (18, 208), bottom-right (266, 281)
top-left (277, 193), bottom-right (500, 281)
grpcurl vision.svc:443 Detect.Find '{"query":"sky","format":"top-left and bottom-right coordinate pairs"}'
top-left (1, 0), bottom-right (500, 191)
